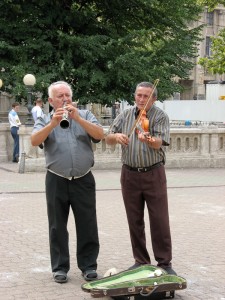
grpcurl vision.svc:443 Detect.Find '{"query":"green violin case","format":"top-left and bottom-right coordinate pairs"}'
top-left (81, 265), bottom-right (187, 299)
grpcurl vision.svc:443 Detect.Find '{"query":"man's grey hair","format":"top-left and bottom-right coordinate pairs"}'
top-left (135, 82), bottom-right (158, 98)
top-left (48, 81), bottom-right (73, 98)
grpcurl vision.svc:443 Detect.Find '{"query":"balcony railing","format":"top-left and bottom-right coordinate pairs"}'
top-left (1, 123), bottom-right (225, 171)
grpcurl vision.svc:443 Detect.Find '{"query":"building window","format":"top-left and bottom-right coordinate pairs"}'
top-left (206, 11), bottom-right (214, 26)
top-left (205, 36), bottom-right (212, 57)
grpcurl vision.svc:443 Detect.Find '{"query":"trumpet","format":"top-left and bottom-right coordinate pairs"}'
top-left (60, 104), bottom-right (70, 129)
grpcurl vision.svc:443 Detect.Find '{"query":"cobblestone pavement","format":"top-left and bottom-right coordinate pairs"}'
top-left (0, 163), bottom-right (225, 300)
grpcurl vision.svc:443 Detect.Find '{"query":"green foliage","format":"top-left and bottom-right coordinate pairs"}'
top-left (0, 0), bottom-right (204, 104)
top-left (199, 30), bottom-right (225, 75)
top-left (197, 0), bottom-right (225, 10)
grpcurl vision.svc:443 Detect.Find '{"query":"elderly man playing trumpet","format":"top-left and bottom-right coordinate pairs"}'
top-left (31, 81), bottom-right (104, 283)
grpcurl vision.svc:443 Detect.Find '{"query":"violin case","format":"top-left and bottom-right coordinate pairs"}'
top-left (81, 265), bottom-right (187, 299)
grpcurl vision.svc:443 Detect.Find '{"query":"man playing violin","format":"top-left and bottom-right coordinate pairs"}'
top-left (105, 81), bottom-right (176, 275)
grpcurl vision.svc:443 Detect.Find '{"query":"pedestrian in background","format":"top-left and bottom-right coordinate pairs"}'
top-left (31, 98), bottom-right (44, 122)
top-left (105, 81), bottom-right (176, 275)
top-left (31, 81), bottom-right (104, 283)
top-left (31, 98), bottom-right (44, 149)
top-left (8, 102), bottom-right (21, 163)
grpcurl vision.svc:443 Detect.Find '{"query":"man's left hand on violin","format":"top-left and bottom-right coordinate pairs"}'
top-left (138, 132), bottom-right (155, 143)
top-left (138, 132), bottom-right (163, 150)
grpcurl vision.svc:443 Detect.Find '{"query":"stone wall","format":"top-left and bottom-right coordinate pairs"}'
top-left (1, 124), bottom-right (225, 172)
top-left (0, 123), bottom-right (13, 162)
top-left (0, 92), bottom-right (50, 124)
top-left (166, 126), bottom-right (225, 168)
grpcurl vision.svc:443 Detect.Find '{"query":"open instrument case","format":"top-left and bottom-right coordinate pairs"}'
top-left (82, 265), bottom-right (187, 299)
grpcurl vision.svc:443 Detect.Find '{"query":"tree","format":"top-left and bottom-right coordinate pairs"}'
top-left (0, 0), bottom-right (204, 104)
top-left (198, 1), bottom-right (225, 75)
top-left (199, 30), bottom-right (225, 75)
top-left (197, 0), bottom-right (225, 10)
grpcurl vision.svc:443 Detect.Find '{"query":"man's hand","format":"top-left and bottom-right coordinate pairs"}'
top-left (138, 132), bottom-right (163, 149)
top-left (138, 132), bottom-right (155, 143)
top-left (64, 104), bottom-right (80, 121)
top-left (115, 133), bottom-right (129, 146)
top-left (51, 107), bottom-right (65, 127)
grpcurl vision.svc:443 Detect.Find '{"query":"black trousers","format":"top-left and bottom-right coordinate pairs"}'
top-left (45, 171), bottom-right (99, 273)
top-left (121, 164), bottom-right (172, 268)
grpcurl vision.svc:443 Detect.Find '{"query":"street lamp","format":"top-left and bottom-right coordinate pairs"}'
top-left (23, 74), bottom-right (36, 126)
top-left (0, 79), bottom-right (3, 89)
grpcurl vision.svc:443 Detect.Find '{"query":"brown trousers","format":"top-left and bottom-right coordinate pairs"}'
top-left (121, 164), bottom-right (172, 268)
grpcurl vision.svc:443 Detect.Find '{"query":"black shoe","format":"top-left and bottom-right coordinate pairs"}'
top-left (128, 262), bottom-right (145, 270)
top-left (53, 271), bottom-right (68, 283)
top-left (82, 269), bottom-right (98, 281)
top-left (162, 266), bottom-right (177, 275)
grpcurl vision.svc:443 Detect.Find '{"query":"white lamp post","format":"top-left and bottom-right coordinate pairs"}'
top-left (23, 74), bottom-right (36, 125)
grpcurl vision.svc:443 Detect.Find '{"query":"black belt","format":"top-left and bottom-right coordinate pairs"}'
top-left (124, 162), bottom-right (163, 172)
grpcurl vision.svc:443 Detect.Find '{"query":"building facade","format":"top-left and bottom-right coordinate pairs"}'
top-left (180, 5), bottom-right (225, 100)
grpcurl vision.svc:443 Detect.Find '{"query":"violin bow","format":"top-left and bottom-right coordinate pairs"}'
top-left (128, 79), bottom-right (160, 138)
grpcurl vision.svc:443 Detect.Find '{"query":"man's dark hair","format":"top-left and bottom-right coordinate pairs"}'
top-left (135, 82), bottom-right (158, 98)
top-left (12, 102), bottom-right (20, 108)
top-left (35, 98), bottom-right (43, 105)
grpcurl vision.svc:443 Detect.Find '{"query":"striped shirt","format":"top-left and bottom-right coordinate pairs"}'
top-left (108, 104), bottom-right (170, 167)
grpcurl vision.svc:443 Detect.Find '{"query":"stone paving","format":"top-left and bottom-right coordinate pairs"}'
top-left (0, 163), bottom-right (225, 300)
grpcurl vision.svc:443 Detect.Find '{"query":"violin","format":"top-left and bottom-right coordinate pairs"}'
top-left (136, 110), bottom-right (149, 134)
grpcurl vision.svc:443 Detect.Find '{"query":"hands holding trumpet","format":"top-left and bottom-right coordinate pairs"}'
top-left (51, 103), bottom-right (80, 129)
